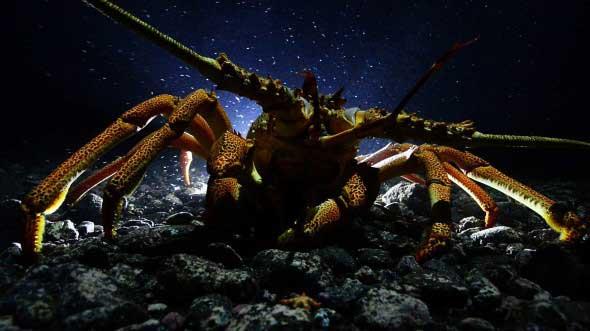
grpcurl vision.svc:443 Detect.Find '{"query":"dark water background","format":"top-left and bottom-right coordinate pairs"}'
top-left (3, 0), bottom-right (590, 184)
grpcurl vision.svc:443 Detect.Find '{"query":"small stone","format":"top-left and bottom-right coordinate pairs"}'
top-left (205, 242), bottom-right (244, 268)
top-left (470, 226), bottom-right (522, 244)
top-left (380, 182), bottom-right (429, 215)
top-left (395, 255), bottom-right (422, 276)
top-left (165, 211), bottom-right (195, 225)
top-left (318, 278), bottom-right (369, 311)
top-left (147, 303), bottom-right (168, 317)
top-left (67, 193), bottom-right (103, 224)
top-left (160, 312), bottom-right (185, 331)
top-left (458, 317), bottom-right (495, 331)
top-left (354, 265), bottom-right (378, 285)
top-left (507, 277), bottom-right (547, 300)
top-left (77, 221), bottom-right (95, 236)
top-left (0, 199), bottom-right (23, 251)
top-left (123, 219), bottom-right (155, 228)
top-left (457, 216), bottom-right (485, 232)
top-left (313, 246), bottom-right (358, 274)
top-left (45, 219), bottom-right (79, 241)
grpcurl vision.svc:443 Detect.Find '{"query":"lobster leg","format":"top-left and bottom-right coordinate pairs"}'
top-left (20, 94), bottom-right (178, 261)
top-left (101, 90), bottom-right (217, 239)
top-left (436, 147), bottom-right (588, 241)
top-left (277, 166), bottom-right (380, 246)
top-left (442, 161), bottom-right (499, 228)
top-left (412, 149), bottom-right (454, 262)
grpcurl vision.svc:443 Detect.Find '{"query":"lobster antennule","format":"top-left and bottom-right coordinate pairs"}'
top-left (468, 132), bottom-right (590, 150)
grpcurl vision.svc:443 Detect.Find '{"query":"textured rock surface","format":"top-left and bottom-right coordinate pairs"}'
top-left (2, 165), bottom-right (589, 330)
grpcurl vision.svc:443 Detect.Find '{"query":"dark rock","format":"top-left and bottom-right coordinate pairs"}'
top-left (528, 228), bottom-right (559, 244)
top-left (11, 263), bottom-right (133, 328)
top-left (395, 255), bottom-right (422, 276)
top-left (160, 311), bottom-right (185, 331)
top-left (147, 303), bottom-right (168, 319)
top-left (122, 219), bottom-right (155, 228)
top-left (318, 278), bottom-right (369, 311)
top-left (354, 265), bottom-right (378, 285)
top-left (506, 277), bottom-right (547, 300)
top-left (313, 246), bottom-right (358, 274)
top-left (66, 193), bottom-right (103, 225)
top-left (117, 225), bottom-right (202, 256)
top-left (457, 317), bottom-right (495, 331)
top-left (354, 287), bottom-right (431, 330)
top-left (521, 243), bottom-right (590, 299)
top-left (228, 303), bottom-right (312, 330)
top-left (356, 248), bottom-right (394, 269)
top-left (252, 249), bottom-right (334, 292)
top-left (185, 294), bottom-right (232, 331)
top-left (157, 254), bottom-right (256, 302)
top-left (205, 242), bottom-right (244, 268)
top-left (0, 199), bottom-right (23, 251)
top-left (76, 221), bottom-right (95, 236)
top-left (465, 270), bottom-right (501, 311)
top-left (470, 226), bottom-right (522, 244)
top-left (165, 212), bottom-right (195, 225)
top-left (117, 319), bottom-right (166, 331)
top-left (525, 299), bottom-right (568, 330)
top-left (62, 301), bottom-right (148, 331)
top-left (457, 216), bottom-right (485, 233)
top-left (402, 270), bottom-right (469, 307)
top-left (0, 243), bottom-right (22, 266)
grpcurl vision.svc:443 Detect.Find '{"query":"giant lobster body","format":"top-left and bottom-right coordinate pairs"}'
top-left (19, 0), bottom-right (590, 263)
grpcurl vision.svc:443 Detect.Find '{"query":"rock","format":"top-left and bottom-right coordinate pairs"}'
top-left (160, 312), bottom-right (185, 331)
top-left (528, 228), bottom-right (559, 244)
top-left (506, 277), bottom-right (548, 300)
top-left (185, 294), bottom-right (232, 331)
top-left (122, 219), bottom-right (155, 228)
top-left (252, 249), bottom-right (334, 292)
top-left (11, 263), bottom-right (133, 328)
top-left (380, 182), bottom-right (429, 215)
top-left (525, 299), bottom-right (568, 330)
top-left (228, 303), bottom-right (312, 330)
top-left (0, 242), bottom-right (22, 265)
top-left (313, 308), bottom-right (339, 329)
top-left (521, 243), bottom-right (590, 299)
top-left (165, 212), bottom-right (195, 225)
top-left (402, 270), bottom-right (469, 307)
top-left (318, 278), bottom-right (369, 311)
top-left (465, 270), bottom-right (501, 311)
top-left (356, 248), bottom-right (395, 269)
top-left (0, 199), bottom-right (23, 251)
top-left (117, 225), bottom-right (202, 256)
top-left (67, 193), bottom-right (103, 224)
top-left (457, 216), bottom-right (485, 233)
top-left (45, 219), bottom-right (79, 241)
top-left (470, 226), bottom-right (522, 245)
top-left (354, 265), bottom-right (378, 285)
top-left (205, 242), bottom-right (244, 268)
top-left (313, 246), bottom-right (358, 274)
top-left (458, 317), bottom-right (495, 331)
top-left (147, 303), bottom-right (168, 318)
top-left (157, 254), bottom-right (256, 302)
top-left (355, 287), bottom-right (431, 330)
top-left (62, 301), bottom-right (148, 331)
top-left (395, 255), bottom-right (422, 276)
top-left (117, 319), bottom-right (166, 331)
top-left (77, 221), bottom-right (95, 236)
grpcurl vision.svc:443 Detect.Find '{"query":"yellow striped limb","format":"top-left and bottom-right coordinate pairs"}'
top-left (440, 148), bottom-right (587, 241)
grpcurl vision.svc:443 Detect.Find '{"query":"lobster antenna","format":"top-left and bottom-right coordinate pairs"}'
top-left (470, 132), bottom-right (590, 149)
top-left (82, 0), bottom-right (223, 82)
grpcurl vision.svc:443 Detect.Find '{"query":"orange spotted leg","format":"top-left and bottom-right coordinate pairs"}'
top-left (101, 90), bottom-right (218, 239)
top-left (20, 94), bottom-right (179, 261)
